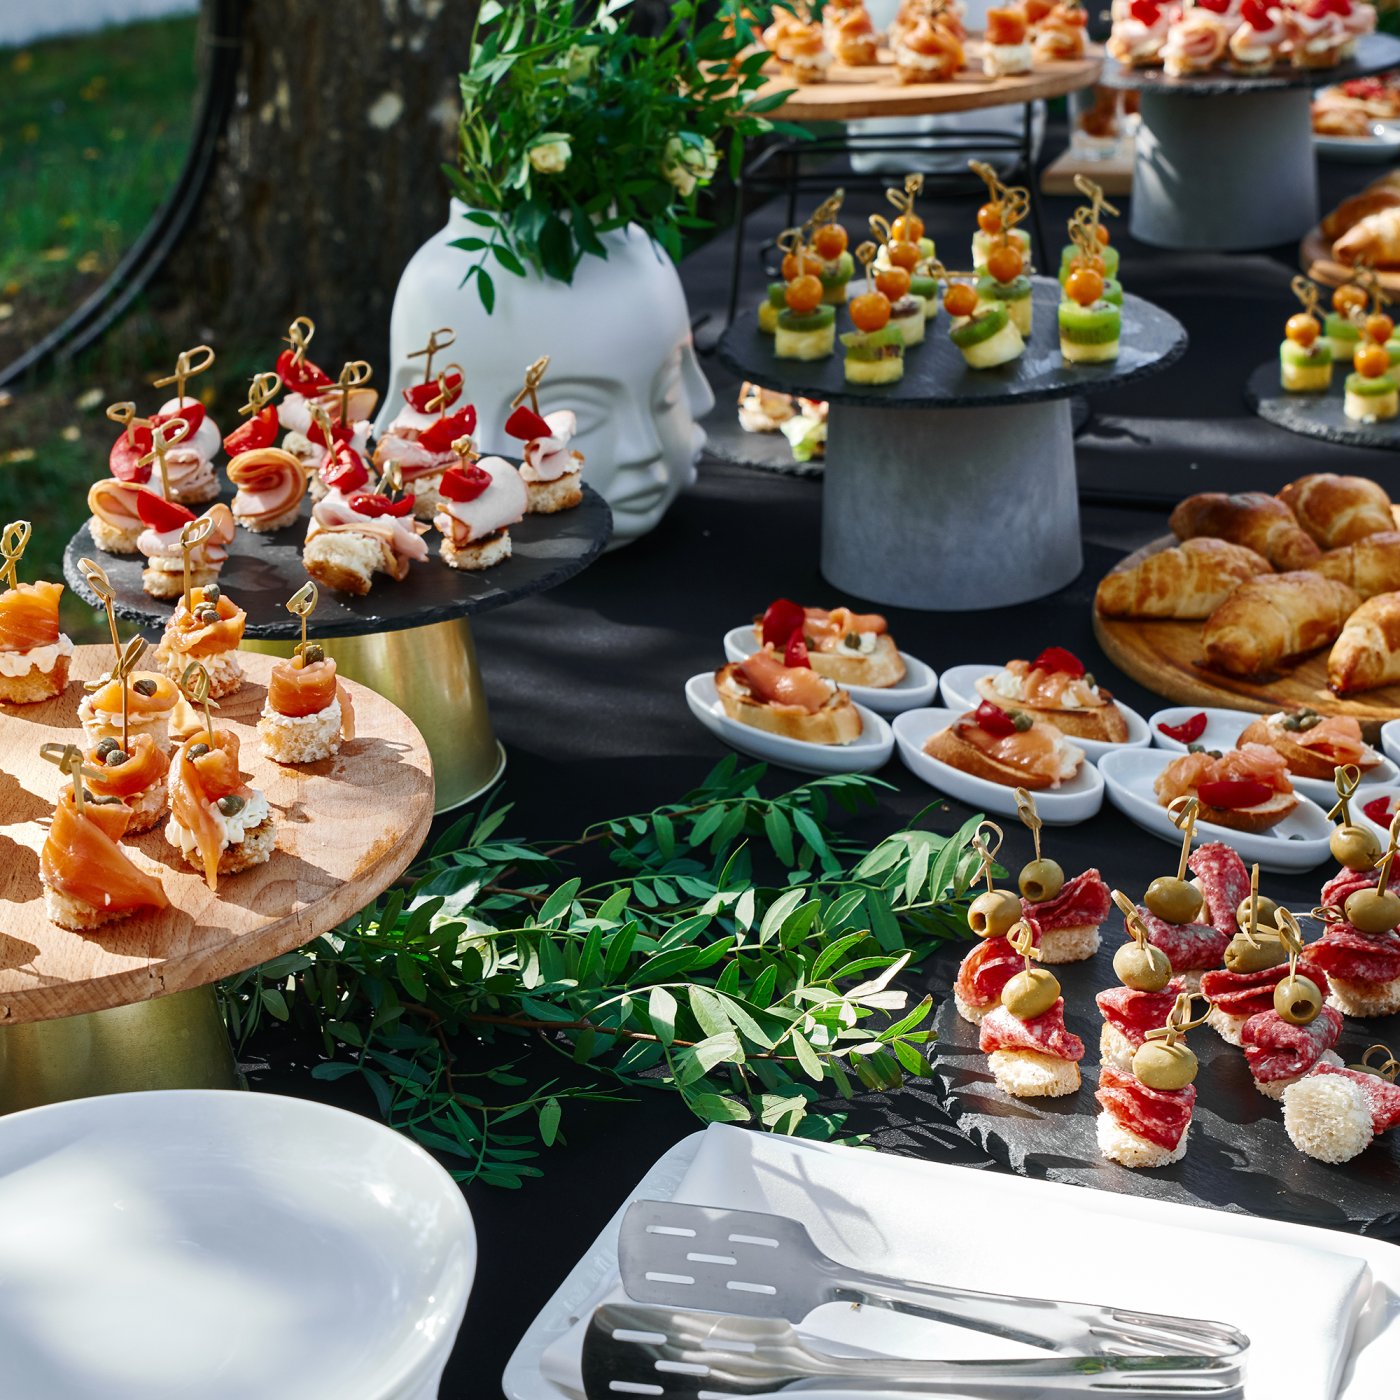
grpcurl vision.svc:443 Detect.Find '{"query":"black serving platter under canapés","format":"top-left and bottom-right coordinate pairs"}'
top-left (1245, 358), bottom-right (1400, 453)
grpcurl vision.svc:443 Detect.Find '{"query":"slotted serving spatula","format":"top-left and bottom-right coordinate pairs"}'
top-left (582, 1301), bottom-right (1248, 1398)
top-left (616, 1198), bottom-right (1247, 1361)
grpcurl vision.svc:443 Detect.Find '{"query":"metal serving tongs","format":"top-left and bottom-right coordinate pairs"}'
top-left (579, 1199), bottom-right (1247, 1398)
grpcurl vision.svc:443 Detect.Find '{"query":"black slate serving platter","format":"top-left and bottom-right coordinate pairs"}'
top-left (926, 935), bottom-right (1400, 1238)
top-left (716, 278), bottom-right (1187, 410)
top-left (64, 483), bottom-right (612, 640)
top-left (1245, 358), bottom-right (1400, 452)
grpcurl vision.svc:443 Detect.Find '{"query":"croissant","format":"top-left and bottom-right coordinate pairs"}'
top-left (1095, 538), bottom-right (1272, 619)
top-left (1201, 572), bottom-right (1360, 678)
top-left (1333, 205), bottom-right (1400, 268)
top-left (1329, 592), bottom-right (1400, 694)
top-left (1320, 187), bottom-right (1400, 242)
top-left (1308, 530), bottom-right (1400, 598)
top-left (1278, 473), bottom-right (1394, 548)
top-left (1169, 492), bottom-right (1321, 571)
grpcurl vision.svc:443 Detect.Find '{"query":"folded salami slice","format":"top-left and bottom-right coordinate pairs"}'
top-left (1096, 1062), bottom-right (1196, 1151)
top-left (953, 912), bottom-right (1043, 1012)
top-left (1199, 959), bottom-right (1331, 1017)
top-left (1308, 925), bottom-right (1400, 984)
top-left (1095, 979), bottom-right (1184, 1048)
top-left (1137, 905), bottom-right (1231, 973)
top-left (1312, 1062), bottom-right (1400, 1134)
top-left (978, 1001), bottom-right (1085, 1062)
top-left (1188, 841), bottom-right (1250, 936)
top-left (1020, 867), bottom-right (1110, 931)
top-left (1241, 1005), bottom-right (1344, 1084)
top-left (1319, 863), bottom-right (1400, 911)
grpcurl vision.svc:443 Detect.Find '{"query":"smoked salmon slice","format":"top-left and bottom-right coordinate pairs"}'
top-left (268, 656), bottom-right (339, 717)
top-left (84, 733), bottom-right (171, 800)
top-left (171, 731), bottom-right (249, 889)
top-left (0, 580), bottom-right (63, 651)
top-left (40, 790), bottom-right (168, 916)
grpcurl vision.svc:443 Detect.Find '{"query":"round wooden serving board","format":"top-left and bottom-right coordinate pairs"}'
top-left (1093, 532), bottom-right (1400, 738)
top-left (753, 41), bottom-right (1101, 122)
top-left (0, 647), bottom-right (434, 1025)
top-left (1300, 223), bottom-right (1400, 295)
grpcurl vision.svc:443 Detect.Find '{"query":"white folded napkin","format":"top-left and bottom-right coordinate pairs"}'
top-left (540, 1124), bottom-right (1371, 1399)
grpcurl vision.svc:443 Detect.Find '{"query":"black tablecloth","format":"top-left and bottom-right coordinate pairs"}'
top-left (253, 148), bottom-right (1400, 1396)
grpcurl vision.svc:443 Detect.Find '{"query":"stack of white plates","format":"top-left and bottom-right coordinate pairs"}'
top-left (0, 1090), bottom-right (475, 1399)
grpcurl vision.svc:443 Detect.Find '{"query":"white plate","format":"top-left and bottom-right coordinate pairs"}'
top-left (937, 662), bottom-right (1151, 763)
top-left (1381, 718), bottom-right (1400, 771)
top-left (1315, 119), bottom-right (1400, 163)
top-left (1098, 748), bottom-right (1334, 872)
top-left (891, 707), bottom-right (1104, 824)
top-left (502, 1129), bottom-right (1400, 1400)
top-left (1152, 705), bottom-right (1399, 806)
top-left (0, 1090), bottom-right (475, 1400)
top-left (722, 625), bottom-right (938, 715)
top-left (685, 672), bottom-right (893, 775)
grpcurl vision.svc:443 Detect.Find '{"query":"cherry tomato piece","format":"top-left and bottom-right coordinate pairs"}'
top-left (974, 700), bottom-right (1018, 737)
top-left (1196, 779), bottom-right (1274, 811)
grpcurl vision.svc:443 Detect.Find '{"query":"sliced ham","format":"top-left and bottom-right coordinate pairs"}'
top-left (1241, 1006), bottom-right (1344, 1083)
top-left (979, 1001), bottom-right (1085, 1062)
top-left (1022, 867), bottom-right (1110, 931)
top-left (1095, 979), bottom-right (1184, 1048)
top-left (1096, 1062), bottom-right (1196, 1151)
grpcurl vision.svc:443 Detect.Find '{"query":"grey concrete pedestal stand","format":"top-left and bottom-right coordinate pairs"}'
top-left (717, 278), bottom-right (1187, 612)
top-left (1101, 34), bottom-right (1400, 251)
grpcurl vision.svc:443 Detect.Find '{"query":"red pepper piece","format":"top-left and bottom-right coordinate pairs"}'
top-left (223, 405), bottom-right (279, 456)
top-left (1363, 796), bottom-right (1394, 827)
top-left (504, 405), bottom-right (552, 442)
top-left (784, 632), bottom-right (811, 669)
top-left (438, 464), bottom-right (492, 503)
top-left (306, 416), bottom-right (353, 450)
top-left (1129, 0), bottom-right (1160, 19)
top-left (135, 490), bottom-right (197, 532)
top-left (110, 426), bottom-right (154, 482)
top-left (1030, 646), bottom-right (1085, 678)
top-left (1196, 778), bottom-right (1274, 811)
top-left (152, 403), bottom-right (205, 438)
top-left (348, 492), bottom-right (415, 519)
top-left (275, 348), bottom-right (332, 396)
top-left (1157, 712), bottom-right (1207, 744)
top-left (403, 371), bottom-right (463, 412)
top-left (761, 598), bottom-right (806, 649)
top-left (418, 406), bottom-right (478, 454)
top-left (322, 447), bottom-right (369, 494)
top-left (975, 700), bottom-right (1018, 737)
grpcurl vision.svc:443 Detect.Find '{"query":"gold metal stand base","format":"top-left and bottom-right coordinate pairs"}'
top-left (0, 986), bottom-right (240, 1114)
top-left (245, 615), bottom-right (504, 813)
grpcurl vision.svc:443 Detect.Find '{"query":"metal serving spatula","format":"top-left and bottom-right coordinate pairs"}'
top-left (582, 1301), bottom-right (1248, 1398)
top-left (616, 1199), bottom-right (1247, 1362)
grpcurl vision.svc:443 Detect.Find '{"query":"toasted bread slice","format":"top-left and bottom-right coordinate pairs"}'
top-left (923, 724), bottom-right (1057, 790)
top-left (1180, 788), bottom-right (1299, 834)
top-left (715, 664), bottom-right (862, 745)
top-left (1236, 717), bottom-right (1380, 779)
top-left (973, 676), bottom-right (1128, 742)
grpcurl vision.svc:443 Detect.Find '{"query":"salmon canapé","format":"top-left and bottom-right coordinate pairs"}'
top-left (40, 790), bottom-right (168, 921)
top-left (83, 733), bottom-right (171, 800)
top-left (733, 650), bottom-right (835, 713)
top-left (162, 588), bottom-right (247, 659)
top-left (0, 580), bottom-right (62, 652)
top-left (170, 730), bottom-right (253, 889)
top-left (268, 655), bottom-right (340, 717)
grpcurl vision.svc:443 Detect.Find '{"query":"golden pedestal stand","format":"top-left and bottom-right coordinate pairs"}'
top-left (0, 649), bottom-right (435, 1111)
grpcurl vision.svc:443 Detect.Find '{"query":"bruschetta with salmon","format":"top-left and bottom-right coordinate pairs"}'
top-left (973, 646), bottom-right (1128, 742)
top-left (1236, 709), bottom-right (1383, 780)
top-left (754, 597), bottom-right (906, 689)
top-left (77, 669), bottom-right (179, 750)
top-left (924, 700), bottom-right (1085, 790)
top-left (1154, 744), bottom-right (1299, 833)
top-left (715, 642), bottom-right (862, 745)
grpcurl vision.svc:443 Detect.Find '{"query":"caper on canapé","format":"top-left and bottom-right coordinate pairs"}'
top-left (1144, 875), bottom-right (1202, 926)
top-left (1018, 857), bottom-right (1064, 904)
top-left (1330, 823), bottom-right (1381, 872)
top-left (217, 794), bottom-right (246, 818)
top-left (187, 742), bottom-right (210, 759)
top-left (303, 643), bottom-right (325, 665)
top-left (1001, 966), bottom-right (1060, 1020)
top-left (103, 747), bottom-right (130, 767)
top-left (1113, 940), bottom-right (1172, 992)
top-left (132, 678), bottom-right (157, 697)
top-left (1274, 973), bottom-right (1324, 1025)
top-left (968, 888), bottom-right (1022, 939)
top-left (1132, 1039), bottom-right (1198, 1092)
top-left (1344, 886), bottom-right (1400, 935)
top-left (95, 736), bottom-right (120, 757)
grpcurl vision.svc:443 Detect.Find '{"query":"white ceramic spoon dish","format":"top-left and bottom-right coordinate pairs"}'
top-left (891, 707), bottom-right (1104, 824)
top-left (937, 662), bottom-right (1151, 763)
top-left (1098, 748), bottom-right (1334, 873)
top-left (686, 673), bottom-right (893, 775)
top-left (1151, 705), bottom-right (1398, 807)
top-left (722, 625), bottom-right (938, 715)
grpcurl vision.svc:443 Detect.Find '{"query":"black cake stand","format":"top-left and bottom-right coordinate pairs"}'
top-left (1245, 357), bottom-right (1400, 451)
top-left (65, 484), bottom-right (612, 812)
top-left (716, 277), bottom-right (1186, 611)
top-left (1101, 34), bottom-right (1400, 251)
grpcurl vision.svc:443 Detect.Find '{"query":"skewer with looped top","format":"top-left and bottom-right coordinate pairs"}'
top-left (451, 435), bottom-right (479, 471)
top-left (854, 240), bottom-right (879, 299)
top-left (179, 514), bottom-right (215, 613)
top-left (512, 356), bottom-right (551, 417)
top-left (1143, 990), bottom-right (1210, 1051)
top-left (153, 344), bottom-right (216, 406)
top-left (310, 402), bottom-right (338, 457)
top-left (427, 363), bottom-right (466, 418)
top-left (1372, 807), bottom-right (1400, 895)
top-left (0, 519), bottom-right (32, 591)
top-left (1330, 763), bottom-right (1363, 828)
top-left (181, 659), bottom-right (217, 747)
top-left (106, 400), bottom-right (152, 450)
top-left (801, 189), bottom-right (845, 240)
top-left (1072, 173), bottom-right (1119, 244)
top-left (1232, 862), bottom-right (1282, 955)
top-left (238, 371), bottom-right (282, 420)
top-left (1167, 794), bottom-right (1199, 882)
top-left (408, 327), bottom-right (456, 386)
top-left (1353, 259), bottom-right (1393, 320)
top-left (101, 634), bottom-right (149, 753)
top-left (969, 819), bottom-right (1005, 895)
top-left (882, 174), bottom-right (923, 234)
top-left (286, 580), bottom-right (319, 662)
top-left (77, 557), bottom-right (120, 655)
top-left (775, 225), bottom-right (810, 276)
top-left (1007, 916), bottom-right (1042, 975)
top-left (1290, 275), bottom-right (1323, 324)
top-left (1352, 1043), bottom-right (1400, 1080)
top-left (1112, 889), bottom-right (1156, 953)
top-left (333, 360), bottom-right (373, 429)
top-left (970, 160), bottom-right (1030, 241)
top-left (137, 415), bottom-right (192, 499)
top-left (1015, 786), bottom-right (1044, 863)
top-left (374, 459), bottom-right (405, 499)
top-left (284, 315), bottom-right (316, 368)
top-left (1271, 907), bottom-right (1328, 1025)
top-left (40, 742), bottom-right (108, 816)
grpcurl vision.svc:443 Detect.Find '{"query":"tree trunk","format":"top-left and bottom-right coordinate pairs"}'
top-left (168, 0), bottom-right (479, 369)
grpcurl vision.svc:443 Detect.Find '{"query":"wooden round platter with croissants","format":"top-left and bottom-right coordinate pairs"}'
top-left (1093, 475), bottom-right (1400, 739)
top-left (1300, 168), bottom-right (1400, 292)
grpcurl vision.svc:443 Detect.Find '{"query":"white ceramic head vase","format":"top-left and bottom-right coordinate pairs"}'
top-left (382, 201), bottom-right (714, 544)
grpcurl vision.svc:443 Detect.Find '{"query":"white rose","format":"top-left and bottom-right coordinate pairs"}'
top-left (663, 134), bottom-right (718, 197)
top-left (563, 44), bottom-right (596, 83)
top-left (529, 137), bottom-right (571, 175)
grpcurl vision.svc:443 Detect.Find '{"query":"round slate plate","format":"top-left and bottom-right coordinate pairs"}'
top-left (1100, 32), bottom-right (1400, 97)
top-left (1245, 358), bottom-right (1400, 452)
top-left (925, 940), bottom-right (1400, 1237)
top-left (64, 483), bottom-right (612, 641)
top-left (700, 406), bottom-right (825, 479)
top-left (716, 279), bottom-right (1187, 411)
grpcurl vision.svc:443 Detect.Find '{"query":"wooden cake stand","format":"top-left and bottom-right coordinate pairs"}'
top-left (1094, 532), bottom-right (1400, 737)
top-left (1100, 34), bottom-right (1400, 250)
top-left (717, 278), bottom-right (1186, 611)
top-left (0, 647), bottom-right (434, 1112)
top-left (65, 484), bottom-right (612, 813)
